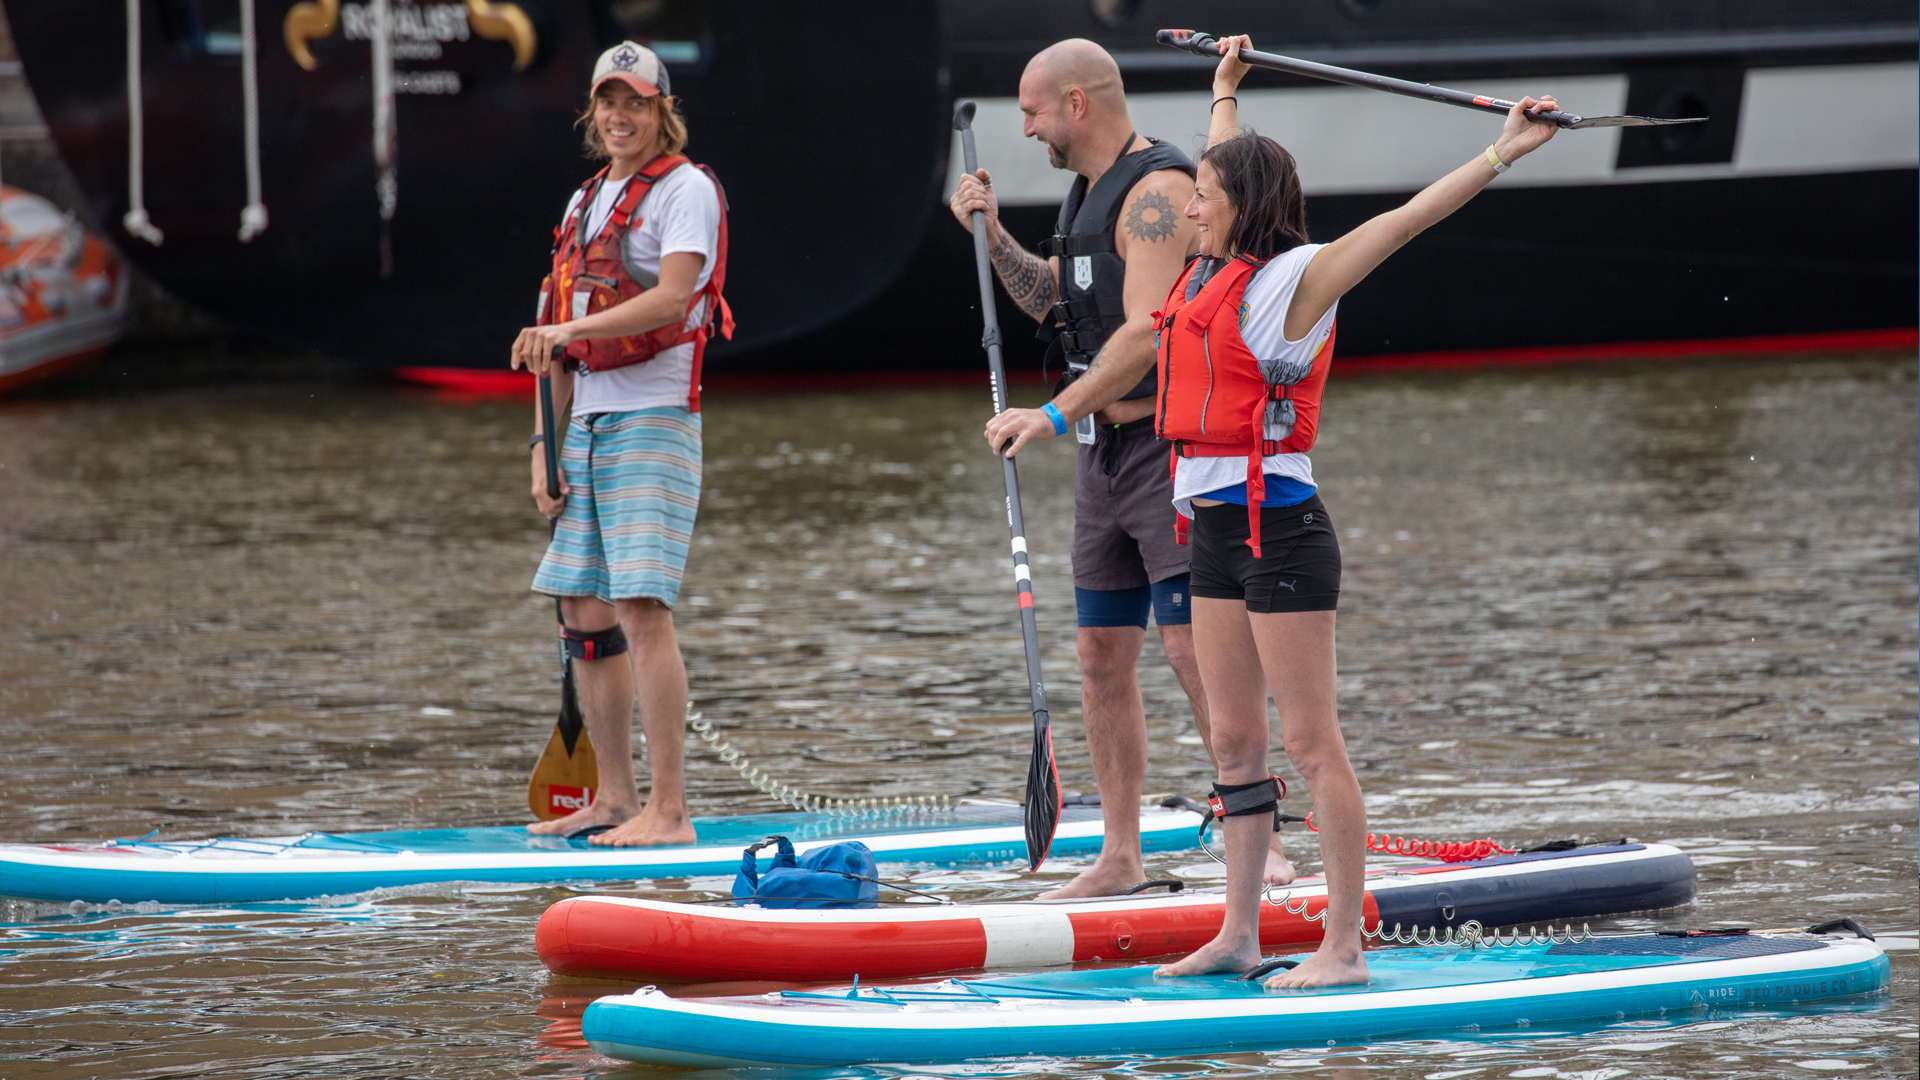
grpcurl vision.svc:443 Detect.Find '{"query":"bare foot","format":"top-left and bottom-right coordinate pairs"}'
top-left (1154, 934), bottom-right (1261, 976)
top-left (526, 800), bottom-right (635, 837)
top-left (1264, 832), bottom-right (1296, 887)
top-left (1037, 855), bottom-right (1147, 899)
top-left (1263, 945), bottom-right (1367, 988)
top-left (589, 801), bottom-right (696, 847)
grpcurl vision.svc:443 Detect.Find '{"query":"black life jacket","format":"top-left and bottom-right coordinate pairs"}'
top-left (1038, 134), bottom-right (1195, 402)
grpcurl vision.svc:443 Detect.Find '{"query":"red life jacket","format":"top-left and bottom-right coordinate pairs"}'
top-left (1153, 253), bottom-right (1335, 558)
top-left (536, 154), bottom-right (734, 411)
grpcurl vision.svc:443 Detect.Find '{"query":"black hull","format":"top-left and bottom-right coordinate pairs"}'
top-left (11, 1), bottom-right (947, 367)
top-left (11, 1), bottom-right (1915, 374)
top-left (747, 167), bottom-right (1917, 377)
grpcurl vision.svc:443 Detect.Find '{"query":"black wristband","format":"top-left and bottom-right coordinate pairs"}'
top-left (528, 432), bottom-right (546, 449)
top-left (1212, 96), bottom-right (1237, 111)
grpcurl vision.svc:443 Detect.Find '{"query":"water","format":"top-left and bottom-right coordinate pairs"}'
top-left (2, 354), bottom-right (1914, 1078)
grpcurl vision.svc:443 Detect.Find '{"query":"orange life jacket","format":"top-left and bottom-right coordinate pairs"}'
top-left (1153, 254), bottom-right (1335, 558)
top-left (536, 154), bottom-right (734, 411)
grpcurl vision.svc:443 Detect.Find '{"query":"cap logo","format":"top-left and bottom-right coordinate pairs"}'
top-left (610, 45), bottom-right (641, 71)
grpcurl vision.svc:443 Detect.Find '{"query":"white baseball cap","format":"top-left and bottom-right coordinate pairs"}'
top-left (591, 41), bottom-right (671, 98)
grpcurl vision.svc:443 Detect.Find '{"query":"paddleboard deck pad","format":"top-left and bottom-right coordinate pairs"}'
top-left (0, 803), bottom-right (1200, 904)
top-left (539, 842), bottom-right (1696, 981)
top-left (582, 927), bottom-right (1888, 1068)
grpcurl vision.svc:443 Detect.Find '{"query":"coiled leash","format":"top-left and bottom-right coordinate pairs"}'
top-left (1302, 812), bottom-right (1517, 863)
top-left (691, 712), bottom-right (957, 817)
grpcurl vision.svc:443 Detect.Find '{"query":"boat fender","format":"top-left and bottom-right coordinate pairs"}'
top-left (1208, 776), bottom-right (1286, 819)
top-left (732, 835), bottom-right (880, 909)
top-left (559, 623), bottom-right (628, 662)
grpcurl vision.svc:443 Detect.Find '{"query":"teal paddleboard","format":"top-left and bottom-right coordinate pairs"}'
top-left (582, 928), bottom-right (1890, 1067)
top-left (0, 802), bottom-right (1200, 904)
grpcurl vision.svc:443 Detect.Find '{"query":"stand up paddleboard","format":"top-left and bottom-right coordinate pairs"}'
top-left (582, 924), bottom-right (1888, 1068)
top-left (0, 803), bottom-right (1199, 905)
top-left (538, 842), bottom-right (1695, 982)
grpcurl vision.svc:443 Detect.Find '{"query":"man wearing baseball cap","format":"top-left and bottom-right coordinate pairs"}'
top-left (511, 41), bottom-right (733, 847)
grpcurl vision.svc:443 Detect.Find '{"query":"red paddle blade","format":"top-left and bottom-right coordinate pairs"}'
top-left (1023, 715), bottom-right (1061, 871)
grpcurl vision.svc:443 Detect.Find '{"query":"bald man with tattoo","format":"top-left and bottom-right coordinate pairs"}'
top-left (952, 38), bottom-right (1293, 897)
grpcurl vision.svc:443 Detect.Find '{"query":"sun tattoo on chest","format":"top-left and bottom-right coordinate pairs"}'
top-left (1123, 190), bottom-right (1178, 243)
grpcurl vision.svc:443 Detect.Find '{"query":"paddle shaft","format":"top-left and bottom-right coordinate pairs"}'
top-left (954, 101), bottom-right (1057, 866)
top-left (529, 355), bottom-right (592, 815)
top-left (1159, 29), bottom-right (1593, 129)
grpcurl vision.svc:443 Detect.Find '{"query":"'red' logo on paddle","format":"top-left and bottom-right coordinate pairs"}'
top-left (549, 784), bottom-right (594, 815)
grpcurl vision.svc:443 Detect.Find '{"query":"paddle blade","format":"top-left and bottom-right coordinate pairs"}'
top-left (1023, 713), bottom-right (1061, 871)
top-left (528, 657), bottom-right (598, 820)
top-left (1565, 114), bottom-right (1710, 129)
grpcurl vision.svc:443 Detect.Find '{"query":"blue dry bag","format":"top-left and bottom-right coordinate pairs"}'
top-left (731, 835), bottom-right (880, 909)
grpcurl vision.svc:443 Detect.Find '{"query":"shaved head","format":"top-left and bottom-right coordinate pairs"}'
top-left (1025, 38), bottom-right (1125, 112)
top-left (1017, 39), bottom-right (1133, 173)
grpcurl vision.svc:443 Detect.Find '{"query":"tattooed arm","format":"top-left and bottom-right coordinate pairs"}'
top-left (951, 167), bottom-right (1059, 324)
top-left (1045, 169), bottom-right (1199, 426)
top-left (988, 229), bottom-right (1058, 323)
top-left (984, 168), bottom-right (1200, 455)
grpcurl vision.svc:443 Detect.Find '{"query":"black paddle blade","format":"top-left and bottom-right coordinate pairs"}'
top-left (556, 651), bottom-right (587, 757)
top-left (1023, 713), bottom-right (1062, 871)
top-left (1565, 114), bottom-right (1709, 129)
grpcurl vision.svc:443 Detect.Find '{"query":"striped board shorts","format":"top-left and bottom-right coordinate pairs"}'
top-left (533, 406), bottom-right (702, 606)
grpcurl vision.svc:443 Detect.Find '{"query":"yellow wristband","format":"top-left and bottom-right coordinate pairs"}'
top-left (1485, 144), bottom-right (1509, 173)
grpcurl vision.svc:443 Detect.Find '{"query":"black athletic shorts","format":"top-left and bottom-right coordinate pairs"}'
top-left (1187, 494), bottom-right (1341, 613)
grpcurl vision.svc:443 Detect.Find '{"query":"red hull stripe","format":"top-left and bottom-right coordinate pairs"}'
top-left (1337, 327), bottom-right (1917, 375)
top-left (395, 328), bottom-right (1915, 398)
top-left (534, 892), bottom-right (1384, 983)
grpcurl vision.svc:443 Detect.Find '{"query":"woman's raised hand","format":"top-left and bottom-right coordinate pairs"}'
top-left (1213, 34), bottom-right (1253, 95)
top-left (1493, 95), bottom-right (1561, 163)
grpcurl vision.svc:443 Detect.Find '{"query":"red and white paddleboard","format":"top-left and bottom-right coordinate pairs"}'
top-left (536, 842), bottom-right (1695, 983)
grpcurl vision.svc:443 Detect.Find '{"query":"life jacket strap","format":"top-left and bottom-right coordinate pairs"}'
top-left (1040, 233), bottom-right (1118, 258)
top-left (1171, 439), bottom-right (1280, 458)
top-left (1050, 293), bottom-right (1126, 323)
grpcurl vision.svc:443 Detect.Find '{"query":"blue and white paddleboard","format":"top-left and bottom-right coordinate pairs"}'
top-left (0, 802), bottom-right (1199, 904)
top-left (582, 929), bottom-right (1890, 1068)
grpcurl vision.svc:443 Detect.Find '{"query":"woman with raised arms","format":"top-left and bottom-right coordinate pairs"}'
top-left (1149, 35), bottom-right (1560, 987)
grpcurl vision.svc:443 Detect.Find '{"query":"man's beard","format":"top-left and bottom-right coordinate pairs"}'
top-left (1044, 137), bottom-right (1070, 169)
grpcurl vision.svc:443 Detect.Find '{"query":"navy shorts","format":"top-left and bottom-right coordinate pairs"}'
top-left (1188, 496), bottom-right (1340, 613)
top-left (1075, 574), bottom-right (1193, 628)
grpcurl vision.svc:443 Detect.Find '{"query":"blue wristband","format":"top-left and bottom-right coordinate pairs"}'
top-left (1041, 401), bottom-right (1068, 436)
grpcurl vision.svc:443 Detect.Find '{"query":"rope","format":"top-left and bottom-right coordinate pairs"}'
top-left (237, 0), bottom-right (268, 241)
top-left (1305, 812), bottom-right (1515, 863)
top-left (1261, 891), bottom-right (1593, 949)
top-left (370, 0), bottom-right (396, 276)
top-left (688, 712), bottom-right (954, 817)
top-left (123, 0), bottom-right (163, 245)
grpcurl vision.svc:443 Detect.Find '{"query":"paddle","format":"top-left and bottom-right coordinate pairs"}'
top-left (953, 99), bottom-right (1061, 872)
top-left (526, 358), bottom-right (599, 820)
top-left (1156, 29), bottom-right (1708, 130)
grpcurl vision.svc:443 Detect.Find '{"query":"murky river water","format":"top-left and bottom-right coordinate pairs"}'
top-left (1, 354), bottom-right (1915, 1078)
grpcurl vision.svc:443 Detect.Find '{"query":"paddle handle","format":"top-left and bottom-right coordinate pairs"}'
top-left (954, 99), bottom-right (1051, 734)
top-left (1155, 28), bottom-right (1586, 128)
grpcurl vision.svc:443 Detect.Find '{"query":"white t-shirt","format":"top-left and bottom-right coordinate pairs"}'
top-left (1171, 243), bottom-right (1338, 519)
top-left (563, 161), bottom-right (721, 415)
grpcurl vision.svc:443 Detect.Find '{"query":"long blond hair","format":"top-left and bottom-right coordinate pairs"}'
top-left (577, 90), bottom-right (688, 159)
